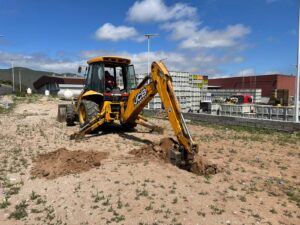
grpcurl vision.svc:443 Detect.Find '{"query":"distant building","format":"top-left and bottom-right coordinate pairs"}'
top-left (209, 74), bottom-right (297, 97)
top-left (33, 76), bottom-right (85, 94)
top-left (0, 85), bottom-right (12, 95)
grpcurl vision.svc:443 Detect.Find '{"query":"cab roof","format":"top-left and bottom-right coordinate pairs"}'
top-left (87, 56), bottom-right (131, 65)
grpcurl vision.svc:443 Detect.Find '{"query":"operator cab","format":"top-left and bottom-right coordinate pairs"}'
top-left (81, 56), bottom-right (137, 99)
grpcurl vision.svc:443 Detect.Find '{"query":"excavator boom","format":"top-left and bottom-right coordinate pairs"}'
top-left (122, 61), bottom-right (198, 162)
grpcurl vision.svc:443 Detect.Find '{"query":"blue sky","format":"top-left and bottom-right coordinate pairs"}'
top-left (0, 0), bottom-right (298, 76)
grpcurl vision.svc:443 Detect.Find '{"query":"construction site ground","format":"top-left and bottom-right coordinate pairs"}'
top-left (0, 95), bottom-right (299, 225)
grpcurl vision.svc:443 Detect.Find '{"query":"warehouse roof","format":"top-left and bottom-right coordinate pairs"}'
top-left (208, 74), bottom-right (296, 97)
top-left (209, 74), bottom-right (294, 80)
top-left (33, 75), bottom-right (85, 89)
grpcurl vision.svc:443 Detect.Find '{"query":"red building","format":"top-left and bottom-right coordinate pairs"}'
top-left (209, 74), bottom-right (297, 97)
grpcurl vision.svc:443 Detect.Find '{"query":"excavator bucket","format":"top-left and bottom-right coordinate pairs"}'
top-left (57, 104), bottom-right (67, 122)
top-left (156, 138), bottom-right (217, 175)
top-left (154, 138), bottom-right (193, 169)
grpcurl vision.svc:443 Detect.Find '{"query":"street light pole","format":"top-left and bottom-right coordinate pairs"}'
top-left (144, 34), bottom-right (159, 75)
top-left (19, 69), bottom-right (22, 92)
top-left (11, 60), bottom-right (15, 93)
top-left (295, 3), bottom-right (300, 122)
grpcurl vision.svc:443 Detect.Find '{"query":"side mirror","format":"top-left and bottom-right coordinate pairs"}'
top-left (78, 66), bottom-right (82, 73)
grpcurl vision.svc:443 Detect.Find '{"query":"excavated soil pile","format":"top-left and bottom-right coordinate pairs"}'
top-left (31, 148), bottom-right (109, 179)
top-left (130, 138), bottom-right (220, 176)
top-left (130, 137), bottom-right (176, 161)
top-left (190, 155), bottom-right (219, 176)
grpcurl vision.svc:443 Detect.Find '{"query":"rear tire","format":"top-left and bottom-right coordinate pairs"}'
top-left (79, 100), bottom-right (100, 127)
top-left (66, 104), bottom-right (76, 126)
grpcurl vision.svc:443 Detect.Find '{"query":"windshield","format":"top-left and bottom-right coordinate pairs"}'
top-left (86, 63), bottom-right (136, 93)
top-left (103, 63), bottom-right (136, 92)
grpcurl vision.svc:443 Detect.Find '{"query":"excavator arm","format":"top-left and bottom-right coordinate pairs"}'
top-left (121, 61), bottom-right (198, 163)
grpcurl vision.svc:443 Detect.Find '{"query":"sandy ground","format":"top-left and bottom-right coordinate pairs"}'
top-left (0, 96), bottom-right (299, 225)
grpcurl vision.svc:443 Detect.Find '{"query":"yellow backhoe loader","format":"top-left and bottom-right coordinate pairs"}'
top-left (65, 56), bottom-right (198, 168)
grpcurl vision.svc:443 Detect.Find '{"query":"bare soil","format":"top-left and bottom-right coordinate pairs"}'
top-left (0, 96), bottom-right (299, 225)
top-left (31, 148), bottom-right (109, 179)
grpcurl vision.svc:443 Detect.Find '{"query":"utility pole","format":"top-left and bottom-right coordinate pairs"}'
top-left (144, 34), bottom-right (159, 75)
top-left (11, 60), bottom-right (15, 93)
top-left (19, 69), bottom-right (22, 92)
top-left (295, 2), bottom-right (300, 122)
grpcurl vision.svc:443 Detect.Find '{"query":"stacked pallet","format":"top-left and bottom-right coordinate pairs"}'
top-left (189, 75), bottom-right (208, 112)
top-left (170, 71), bottom-right (190, 112)
top-left (147, 71), bottom-right (191, 112)
top-left (268, 89), bottom-right (289, 106)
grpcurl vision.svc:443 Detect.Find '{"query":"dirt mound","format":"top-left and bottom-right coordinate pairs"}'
top-left (130, 138), bottom-right (220, 176)
top-left (130, 138), bottom-right (177, 161)
top-left (31, 148), bottom-right (109, 179)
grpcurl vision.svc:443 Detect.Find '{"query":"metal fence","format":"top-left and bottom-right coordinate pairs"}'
top-left (217, 104), bottom-right (300, 121)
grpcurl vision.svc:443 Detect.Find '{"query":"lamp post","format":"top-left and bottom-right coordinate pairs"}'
top-left (11, 60), bottom-right (15, 93)
top-left (144, 34), bottom-right (159, 75)
top-left (19, 68), bottom-right (22, 92)
top-left (295, 4), bottom-right (300, 122)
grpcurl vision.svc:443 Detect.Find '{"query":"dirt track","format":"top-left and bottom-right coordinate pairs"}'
top-left (0, 96), bottom-right (299, 225)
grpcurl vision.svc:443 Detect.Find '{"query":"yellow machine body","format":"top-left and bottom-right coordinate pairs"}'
top-left (70, 56), bottom-right (198, 163)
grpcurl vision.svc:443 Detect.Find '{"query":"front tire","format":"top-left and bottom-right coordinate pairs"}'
top-left (78, 100), bottom-right (100, 127)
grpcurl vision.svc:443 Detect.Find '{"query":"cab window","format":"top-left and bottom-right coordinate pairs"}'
top-left (126, 65), bottom-right (136, 90)
top-left (90, 64), bottom-right (104, 93)
top-left (85, 66), bottom-right (92, 90)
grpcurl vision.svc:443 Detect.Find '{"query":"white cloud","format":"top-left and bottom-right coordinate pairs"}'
top-left (127, 0), bottom-right (197, 23)
top-left (80, 49), bottom-right (186, 73)
top-left (0, 47), bottom-right (249, 77)
top-left (80, 49), bottom-right (244, 75)
top-left (95, 23), bottom-right (138, 41)
top-left (0, 51), bottom-right (84, 73)
top-left (212, 68), bottom-right (257, 79)
top-left (161, 20), bottom-right (199, 40)
top-left (237, 68), bottom-right (256, 76)
top-left (91, 1), bottom-right (250, 76)
top-left (233, 57), bottom-right (244, 63)
top-left (263, 70), bottom-right (281, 75)
top-left (161, 19), bottom-right (251, 49)
top-left (179, 24), bottom-right (251, 49)
top-left (80, 50), bottom-right (114, 59)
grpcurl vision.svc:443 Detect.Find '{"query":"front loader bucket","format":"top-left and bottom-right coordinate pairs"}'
top-left (57, 104), bottom-right (67, 122)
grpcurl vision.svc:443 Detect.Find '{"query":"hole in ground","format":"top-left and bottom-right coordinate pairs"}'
top-left (129, 138), bottom-right (220, 176)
